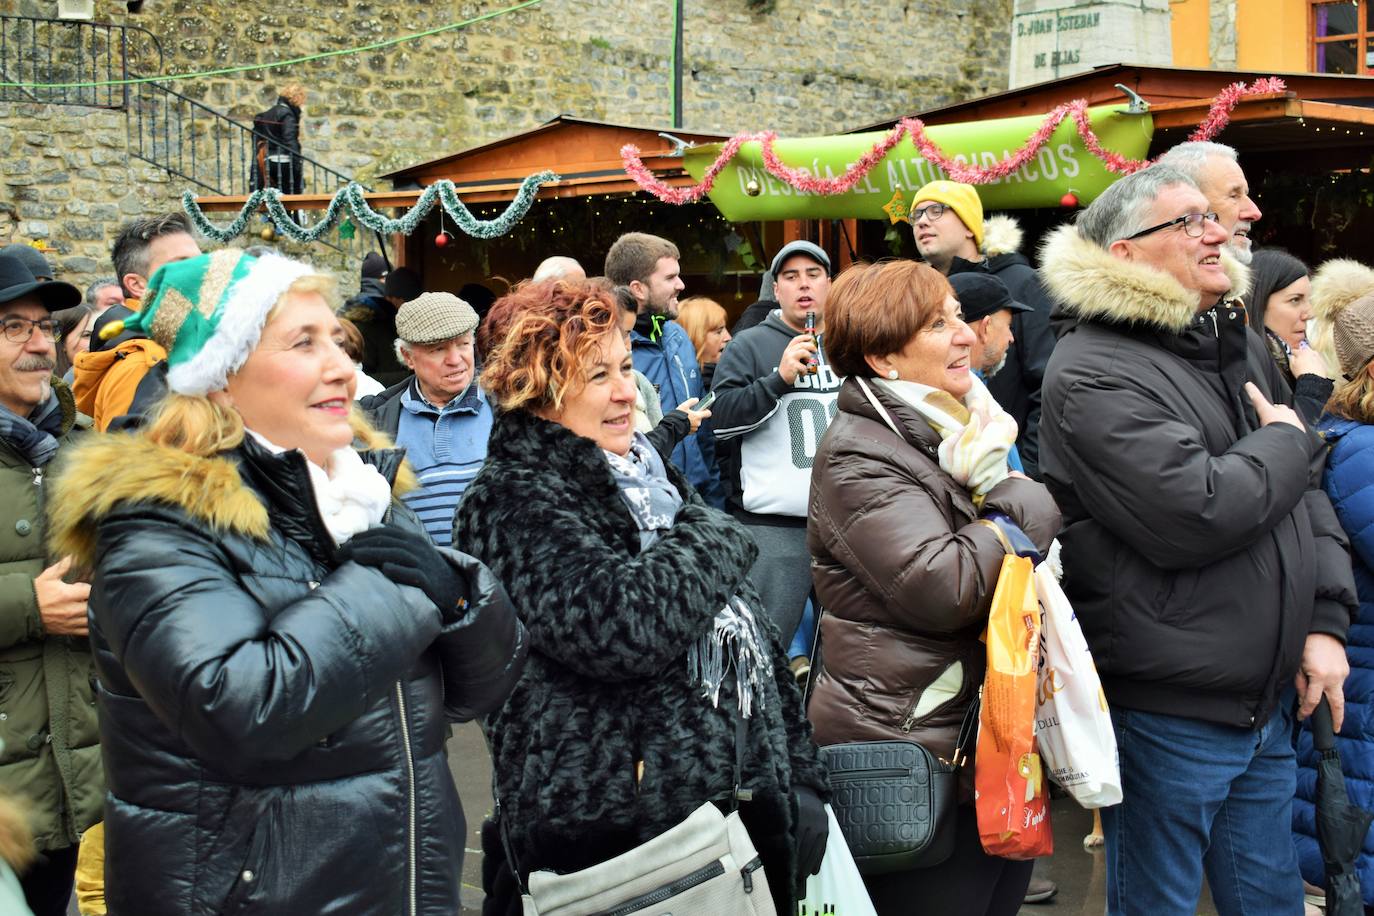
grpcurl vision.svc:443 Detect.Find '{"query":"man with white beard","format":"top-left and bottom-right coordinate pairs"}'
top-left (1156, 141), bottom-right (1262, 267)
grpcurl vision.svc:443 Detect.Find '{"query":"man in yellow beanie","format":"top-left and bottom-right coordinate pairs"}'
top-left (910, 179), bottom-right (1056, 481)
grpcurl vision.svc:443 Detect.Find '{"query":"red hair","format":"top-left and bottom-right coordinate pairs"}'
top-left (478, 279), bottom-right (620, 413)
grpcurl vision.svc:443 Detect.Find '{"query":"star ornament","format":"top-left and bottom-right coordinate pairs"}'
top-left (882, 189), bottom-right (910, 225)
top-left (338, 217), bottom-right (356, 240)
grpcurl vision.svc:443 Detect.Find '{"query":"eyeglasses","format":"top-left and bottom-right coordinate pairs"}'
top-left (1123, 211), bottom-right (1221, 241)
top-left (2, 317), bottom-right (59, 343)
top-left (910, 202), bottom-right (949, 223)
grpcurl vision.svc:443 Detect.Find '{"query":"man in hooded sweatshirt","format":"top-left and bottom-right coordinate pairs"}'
top-left (711, 241), bottom-right (840, 642)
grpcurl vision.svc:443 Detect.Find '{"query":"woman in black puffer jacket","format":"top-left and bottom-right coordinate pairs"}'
top-left (49, 250), bottom-right (526, 916)
top-left (457, 278), bottom-right (829, 916)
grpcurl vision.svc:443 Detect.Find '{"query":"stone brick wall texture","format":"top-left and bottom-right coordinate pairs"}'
top-left (1, 0), bottom-right (1012, 290)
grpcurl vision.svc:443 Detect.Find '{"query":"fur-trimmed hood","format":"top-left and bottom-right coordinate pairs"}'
top-left (49, 411), bottom-right (413, 567)
top-left (982, 214), bottom-right (1024, 259)
top-left (1038, 224), bottom-right (1251, 333)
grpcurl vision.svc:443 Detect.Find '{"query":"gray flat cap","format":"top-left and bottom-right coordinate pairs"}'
top-left (395, 292), bottom-right (479, 344)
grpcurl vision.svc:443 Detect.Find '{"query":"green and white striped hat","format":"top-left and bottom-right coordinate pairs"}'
top-left (102, 249), bottom-right (313, 396)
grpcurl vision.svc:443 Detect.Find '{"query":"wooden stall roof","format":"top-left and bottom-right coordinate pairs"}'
top-left (850, 64), bottom-right (1374, 164)
top-left (192, 116), bottom-right (728, 212)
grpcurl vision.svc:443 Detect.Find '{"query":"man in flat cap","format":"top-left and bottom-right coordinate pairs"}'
top-left (360, 292), bottom-right (491, 547)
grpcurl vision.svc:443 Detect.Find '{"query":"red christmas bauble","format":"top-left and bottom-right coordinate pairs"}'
top-left (1060, 192), bottom-right (1079, 209)
top-left (434, 232), bottom-right (450, 248)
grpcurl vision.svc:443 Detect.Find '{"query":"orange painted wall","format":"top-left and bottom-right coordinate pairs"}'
top-left (1170, 0), bottom-right (1310, 72)
top-left (1172, 0), bottom-right (1214, 67)
top-left (1236, 0), bottom-right (1309, 72)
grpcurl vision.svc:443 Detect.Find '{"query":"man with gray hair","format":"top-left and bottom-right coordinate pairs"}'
top-left (531, 255), bottom-right (585, 282)
top-left (1155, 141), bottom-right (1262, 266)
top-left (1037, 165), bottom-right (1356, 914)
top-left (359, 291), bottom-right (491, 547)
top-left (83, 278), bottom-right (124, 313)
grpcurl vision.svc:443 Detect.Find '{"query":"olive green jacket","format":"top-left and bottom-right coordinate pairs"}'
top-left (0, 381), bottom-right (102, 851)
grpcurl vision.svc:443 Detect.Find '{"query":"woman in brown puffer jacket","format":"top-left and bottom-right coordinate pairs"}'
top-left (806, 260), bottom-right (1060, 916)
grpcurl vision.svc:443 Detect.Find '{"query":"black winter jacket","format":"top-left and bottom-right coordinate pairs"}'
top-left (48, 424), bottom-right (527, 916)
top-left (949, 216), bottom-right (1057, 478)
top-left (453, 409), bottom-right (828, 914)
top-left (359, 376), bottom-right (410, 438)
top-left (1038, 226), bottom-right (1356, 729)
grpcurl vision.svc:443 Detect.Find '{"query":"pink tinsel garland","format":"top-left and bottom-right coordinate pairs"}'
top-left (622, 78), bottom-right (1287, 204)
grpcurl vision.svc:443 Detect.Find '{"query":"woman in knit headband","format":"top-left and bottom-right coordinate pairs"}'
top-left (49, 248), bottom-right (526, 915)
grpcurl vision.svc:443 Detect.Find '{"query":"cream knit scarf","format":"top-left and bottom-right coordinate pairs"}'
top-left (869, 374), bottom-right (1019, 508)
top-left (247, 430), bottom-right (392, 545)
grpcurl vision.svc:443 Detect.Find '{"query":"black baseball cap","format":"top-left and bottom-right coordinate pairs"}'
top-left (948, 273), bottom-right (1032, 323)
top-left (0, 256), bottom-right (80, 313)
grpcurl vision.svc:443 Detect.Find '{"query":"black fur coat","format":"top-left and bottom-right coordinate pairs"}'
top-left (454, 408), bottom-right (827, 912)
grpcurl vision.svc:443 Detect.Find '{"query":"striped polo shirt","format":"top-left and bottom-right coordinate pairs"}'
top-left (395, 379), bottom-right (493, 547)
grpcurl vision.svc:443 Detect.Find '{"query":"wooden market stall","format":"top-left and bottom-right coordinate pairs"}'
top-left (848, 64), bottom-right (1374, 264)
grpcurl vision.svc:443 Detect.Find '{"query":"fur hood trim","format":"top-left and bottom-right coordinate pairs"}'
top-left (1038, 225), bottom-right (1251, 333)
top-left (982, 215), bottom-right (1023, 258)
top-left (1311, 258), bottom-right (1374, 323)
top-left (49, 410), bottom-right (413, 567)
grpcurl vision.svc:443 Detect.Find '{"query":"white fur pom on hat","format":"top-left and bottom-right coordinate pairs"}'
top-left (1312, 258), bottom-right (1374, 379)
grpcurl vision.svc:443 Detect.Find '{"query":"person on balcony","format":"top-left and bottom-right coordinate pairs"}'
top-left (250, 83), bottom-right (306, 196)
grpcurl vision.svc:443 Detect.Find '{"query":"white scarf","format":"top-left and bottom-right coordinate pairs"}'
top-left (872, 374), bottom-right (1019, 508)
top-left (247, 430), bottom-right (392, 544)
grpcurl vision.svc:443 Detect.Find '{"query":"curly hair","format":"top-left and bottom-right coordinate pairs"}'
top-left (479, 278), bottom-right (620, 414)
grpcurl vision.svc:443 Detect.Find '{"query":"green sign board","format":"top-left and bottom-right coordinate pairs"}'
top-left (684, 106), bottom-right (1154, 221)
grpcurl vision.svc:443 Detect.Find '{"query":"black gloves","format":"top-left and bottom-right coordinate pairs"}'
top-left (339, 527), bottom-right (467, 623)
top-left (793, 785), bottom-right (828, 891)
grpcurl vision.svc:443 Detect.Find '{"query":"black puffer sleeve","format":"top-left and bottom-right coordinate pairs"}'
top-left (92, 504), bottom-right (442, 770)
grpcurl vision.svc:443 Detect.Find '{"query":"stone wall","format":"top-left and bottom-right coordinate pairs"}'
top-left (1, 0), bottom-right (1012, 290)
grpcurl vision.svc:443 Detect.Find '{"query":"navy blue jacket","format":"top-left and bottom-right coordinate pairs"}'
top-left (1295, 415), bottom-right (1374, 904)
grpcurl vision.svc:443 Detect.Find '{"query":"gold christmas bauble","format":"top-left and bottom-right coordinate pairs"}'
top-left (744, 178), bottom-right (762, 197)
top-left (260, 226), bottom-right (276, 241)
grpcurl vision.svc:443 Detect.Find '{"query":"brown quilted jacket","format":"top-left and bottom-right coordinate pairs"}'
top-left (806, 377), bottom-right (1060, 794)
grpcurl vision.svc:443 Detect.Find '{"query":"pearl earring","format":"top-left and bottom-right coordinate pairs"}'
top-left (887, 370), bottom-right (899, 380)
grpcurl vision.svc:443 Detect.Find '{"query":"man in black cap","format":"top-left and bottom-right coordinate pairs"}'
top-left (0, 257), bottom-right (104, 916)
top-left (949, 272), bottom-right (1033, 381)
top-left (0, 244), bottom-right (54, 282)
top-left (949, 272), bottom-right (1033, 474)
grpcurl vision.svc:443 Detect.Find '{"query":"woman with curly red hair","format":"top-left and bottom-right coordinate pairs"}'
top-left (458, 278), bottom-right (829, 916)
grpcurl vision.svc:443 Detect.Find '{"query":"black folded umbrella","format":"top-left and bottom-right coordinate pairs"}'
top-left (1311, 697), bottom-right (1374, 916)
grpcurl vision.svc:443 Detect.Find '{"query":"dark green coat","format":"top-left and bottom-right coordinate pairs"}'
top-left (0, 380), bottom-right (102, 851)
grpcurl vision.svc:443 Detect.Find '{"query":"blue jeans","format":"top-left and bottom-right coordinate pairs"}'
top-left (1101, 701), bottom-right (1304, 916)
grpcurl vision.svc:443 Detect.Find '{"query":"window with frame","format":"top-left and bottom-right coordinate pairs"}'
top-left (1312, 0), bottom-right (1371, 74)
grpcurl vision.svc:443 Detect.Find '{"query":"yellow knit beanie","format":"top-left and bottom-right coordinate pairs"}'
top-left (911, 180), bottom-right (984, 249)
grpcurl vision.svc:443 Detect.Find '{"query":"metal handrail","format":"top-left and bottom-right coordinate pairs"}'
top-left (2, 13), bottom-right (367, 255)
top-left (132, 78), bottom-right (365, 194)
top-left (0, 14), bottom-right (162, 108)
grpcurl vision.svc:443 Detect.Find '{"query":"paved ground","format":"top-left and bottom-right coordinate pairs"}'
top-left (63, 720), bottom-right (1223, 915)
top-left (443, 720), bottom-right (1223, 916)
top-left (60, 720), bottom-right (1223, 916)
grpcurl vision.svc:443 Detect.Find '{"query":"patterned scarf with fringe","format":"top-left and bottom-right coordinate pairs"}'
top-left (604, 433), bottom-right (769, 718)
